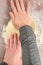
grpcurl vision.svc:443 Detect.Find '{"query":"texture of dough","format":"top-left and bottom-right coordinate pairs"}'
top-left (3, 17), bottom-right (36, 44)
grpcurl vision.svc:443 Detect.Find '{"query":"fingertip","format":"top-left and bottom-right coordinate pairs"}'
top-left (9, 11), bottom-right (15, 21)
top-left (9, 11), bottom-right (11, 15)
top-left (9, 11), bottom-right (13, 17)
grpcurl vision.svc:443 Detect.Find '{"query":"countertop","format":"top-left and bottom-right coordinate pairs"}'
top-left (0, 0), bottom-right (43, 64)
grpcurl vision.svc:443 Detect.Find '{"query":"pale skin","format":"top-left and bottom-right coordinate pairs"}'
top-left (4, 0), bottom-right (31, 65)
top-left (4, 34), bottom-right (22, 65)
top-left (10, 0), bottom-right (31, 29)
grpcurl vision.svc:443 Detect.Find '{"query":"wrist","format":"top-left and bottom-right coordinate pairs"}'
top-left (19, 24), bottom-right (31, 30)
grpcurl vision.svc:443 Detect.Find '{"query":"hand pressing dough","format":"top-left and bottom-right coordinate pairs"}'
top-left (3, 17), bottom-right (36, 44)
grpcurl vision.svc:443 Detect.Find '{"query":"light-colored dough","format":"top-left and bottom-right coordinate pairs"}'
top-left (3, 17), bottom-right (36, 44)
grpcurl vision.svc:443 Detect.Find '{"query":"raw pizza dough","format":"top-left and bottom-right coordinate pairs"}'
top-left (2, 17), bottom-right (36, 44)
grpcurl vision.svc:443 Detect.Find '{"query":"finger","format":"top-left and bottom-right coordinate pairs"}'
top-left (27, 1), bottom-right (30, 14)
top-left (6, 38), bottom-right (10, 49)
top-left (11, 0), bottom-right (17, 15)
top-left (17, 35), bottom-right (21, 50)
top-left (16, 0), bottom-right (21, 12)
top-left (13, 34), bottom-right (17, 49)
top-left (17, 36), bottom-right (22, 57)
top-left (19, 0), bottom-right (25, 12)
top-left (10, 34), bottom-right (14, 48)
top-left (16, 35), bottom-right (22, 58)
top-left (9, 12), bottom-right (15, 22)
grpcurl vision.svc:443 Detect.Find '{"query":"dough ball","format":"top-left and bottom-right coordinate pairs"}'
top-left (3, 17), bottom-right (36, 44)
top-left (4, 20), bottom-right (20, 44)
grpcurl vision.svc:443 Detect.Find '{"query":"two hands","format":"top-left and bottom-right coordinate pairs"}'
top-left (4, 0), bottom-right (31, 65)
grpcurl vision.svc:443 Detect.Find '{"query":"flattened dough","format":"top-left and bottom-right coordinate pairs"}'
top-left (3, 17), bottom-right (36, 44)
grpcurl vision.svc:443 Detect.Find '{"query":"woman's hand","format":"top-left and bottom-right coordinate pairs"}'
top-left (10, 0), bottom-right (31, 29)
top-left (4, 34), bottom-right (22, 65)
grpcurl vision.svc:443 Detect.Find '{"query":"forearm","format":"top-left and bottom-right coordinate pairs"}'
top-left (20, 25), bottom-right (41, 65)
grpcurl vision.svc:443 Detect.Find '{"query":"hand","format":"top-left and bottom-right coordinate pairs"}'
top-left (4, 34), bottom-right (22, 65)
top-left (9, 0), bottom-right (31, 29)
